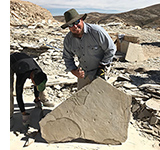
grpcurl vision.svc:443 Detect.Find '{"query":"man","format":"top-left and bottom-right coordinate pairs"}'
top-left (10, 52), bottom-right (54, 125)
top-left (61, 8), bottom-right (116, 90)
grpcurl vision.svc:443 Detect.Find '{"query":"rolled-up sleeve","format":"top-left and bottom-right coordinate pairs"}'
top-left (63, 36), bottom-right (78, 72)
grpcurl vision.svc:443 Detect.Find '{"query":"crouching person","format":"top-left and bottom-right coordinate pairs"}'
top-left (10, 52), bottom-right (54, 126)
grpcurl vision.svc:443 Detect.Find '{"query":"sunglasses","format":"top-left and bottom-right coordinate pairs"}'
top-left (68, 19), bottom-right (80, 27)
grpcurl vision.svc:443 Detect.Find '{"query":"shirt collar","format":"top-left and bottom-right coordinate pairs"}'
top-left (83, 22), bottom-right (88, 34)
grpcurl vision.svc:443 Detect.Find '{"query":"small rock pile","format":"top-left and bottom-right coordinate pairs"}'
top-left (106, 61), bottom-right (160, 141)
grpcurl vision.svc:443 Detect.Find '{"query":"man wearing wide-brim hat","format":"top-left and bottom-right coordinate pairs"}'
top-left (61, 8), bottom-right (116, 90)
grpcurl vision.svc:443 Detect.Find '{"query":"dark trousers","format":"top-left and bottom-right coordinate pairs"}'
top-left (10, 69), bottom-right (14, 117)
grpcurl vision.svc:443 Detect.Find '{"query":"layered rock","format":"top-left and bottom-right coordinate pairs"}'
top-left (10, 0), bottom-right (56, 26)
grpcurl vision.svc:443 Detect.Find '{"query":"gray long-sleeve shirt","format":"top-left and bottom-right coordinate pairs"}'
top-left (63, 22), bottom-right (116, 80)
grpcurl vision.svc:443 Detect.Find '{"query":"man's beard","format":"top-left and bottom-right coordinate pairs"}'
top-left (72, 28), bottom-right (84, 38)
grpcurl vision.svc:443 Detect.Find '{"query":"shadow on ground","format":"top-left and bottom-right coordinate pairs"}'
top-left (141, 42), bottom-right (160, 47)
top-left (10, 103), bottom-right (52, 144)
top-left (10, 103), bottom-right (102, 147)
top-left (129, 70), bottom-right (160, 86)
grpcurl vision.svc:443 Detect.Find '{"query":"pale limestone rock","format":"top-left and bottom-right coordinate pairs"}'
top-left (123, 83), bottom-right (138, 89)
top-left (47, 74), bottom-right (77, 86)
top-left (146, 98), bottom-right (160, 111)
top-left (139, 84), bottom-right (160, 90)
top-left (125, 43), bottom-right (146, 62)
top-left (107, 76), bottom-right (117, 84)
top-left (39, 78), bottom-right (132, 144)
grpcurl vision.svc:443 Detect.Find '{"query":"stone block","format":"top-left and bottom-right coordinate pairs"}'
top-left (123, 35), bottom-right (139, 43)
top-left (39, 78), bottom-right (132, 145)
top-left (116, 34), bottom-right (139, 53)
top-left (117, 40), bottom-right (129, 54)
top-left (125, 43), bottom-right (146, 62)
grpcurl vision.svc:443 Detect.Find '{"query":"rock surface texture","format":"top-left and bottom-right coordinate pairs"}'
top-left (40, 78), bottom-right (132, 144)
top-left (125, 43), bottom-right (146, 62)
top-left (10, 0), bottom-right (56, 26)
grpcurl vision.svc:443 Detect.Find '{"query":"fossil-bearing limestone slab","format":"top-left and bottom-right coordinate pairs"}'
top-left (39, 78), bottom-right (132, 144)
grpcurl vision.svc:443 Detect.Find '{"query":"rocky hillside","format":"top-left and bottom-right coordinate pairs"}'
top-left (54, 4), bottom-right (160, 29)
top-left (10, 0), bottom-right (57, 26)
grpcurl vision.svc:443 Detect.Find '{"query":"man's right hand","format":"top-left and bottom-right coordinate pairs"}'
top-left (71, 67), bottom-right (85, 78)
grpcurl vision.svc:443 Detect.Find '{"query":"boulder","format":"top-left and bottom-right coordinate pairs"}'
top-left (39, 78), bottom-right (132, 144)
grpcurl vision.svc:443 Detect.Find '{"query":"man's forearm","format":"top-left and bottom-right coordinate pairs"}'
top-left (34, 86), bottom-right (39, 98)
top-left (16, 84), bottom-right (25, 112)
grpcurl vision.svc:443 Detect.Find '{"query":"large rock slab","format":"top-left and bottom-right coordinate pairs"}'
top-left (39, 78), bottom-right (132, 145)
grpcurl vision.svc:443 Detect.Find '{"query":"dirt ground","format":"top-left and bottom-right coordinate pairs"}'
top-left (10, 94), bottom-right (160, 150)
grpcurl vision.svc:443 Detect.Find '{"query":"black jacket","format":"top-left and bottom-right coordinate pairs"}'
top-left (10, 52), bottom-right (41, 112)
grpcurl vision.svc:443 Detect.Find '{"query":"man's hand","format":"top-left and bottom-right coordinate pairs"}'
top-left (71, 67), bottom-right (85, 78)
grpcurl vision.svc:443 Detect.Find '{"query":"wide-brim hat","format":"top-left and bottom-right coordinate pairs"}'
top-left (61, 8), bottom-right (87, 29)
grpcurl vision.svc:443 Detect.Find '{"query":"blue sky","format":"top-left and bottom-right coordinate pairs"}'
top-left (22, 0), bottom-right (160, 16)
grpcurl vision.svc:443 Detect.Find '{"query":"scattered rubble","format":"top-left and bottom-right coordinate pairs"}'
top-left (106, 63), bottom-right (160, 141)
top-left (10, 0), bottom-right (160, 145)
top-left (10, 0), bottom-right (56, 27)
